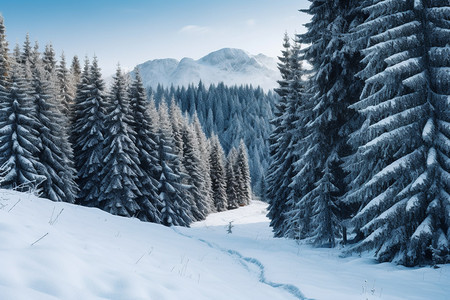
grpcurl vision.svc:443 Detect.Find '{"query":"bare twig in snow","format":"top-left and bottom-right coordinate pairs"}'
top-left (49, 208), bottom-right (64, 225)
top-left (31, 232), bottom-right (49, 246)
top-left (8, 199), bottom-right (21, 212)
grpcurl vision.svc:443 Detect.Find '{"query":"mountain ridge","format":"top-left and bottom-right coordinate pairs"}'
top-left (133, 48), bottom-right (280, 91)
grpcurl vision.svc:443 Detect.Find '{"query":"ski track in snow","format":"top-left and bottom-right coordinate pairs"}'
top-left (172, 228), bottom-right (312, 300)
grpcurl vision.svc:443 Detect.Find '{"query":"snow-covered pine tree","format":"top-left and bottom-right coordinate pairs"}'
top-left (147, 95), bottom-right (160, 130)
top-left (12, 44), bottom-right (20, 64)
top-left (226, 148), bottom-right (239, 209)
top-left (128, 69), bottom-right (161, 223)
top-left (0, 62), bottom-right (46, 192)
top-left (235, 139), bottom-right (251, 206)
top-left (169, 99), bottom-right (185, 158)
top-left (192, 112), bottom-right (214, 212)
top-left (280, 38), bottom-right (314, 240)
top-left (157, 101), bottom-right (192, 226)
top-left (181, 119), bottom-right (210, 220)
top-left (29, 42), bottom-right (40, 72)
top-left (28, 52), bottom-right (77, 203)
top-left (345, 0), bottom-right (450, 266)
top-left (204, 108), bottom-right (215, 137)
top-left (167, 100), bottom-right (200, 219)
top-left (56, 53), bottom-right (75, 121)
top-left (20, 33), bottom-right (32, 66)
top-left (99, 66), bottom-right (142, 217)
top-left (259, 174), bottom-right (267, 202)
top-left (72, 58), bottom-right (106, 207)
top-left (266, 33), bottom-right (297, 237)
top-left (70, 55), bottom-right (81, 88)
top-left (284, 0), bottom-right (366, 246)
top-left (42, 43), bottom-right (56, 77)
top-left (209, 134), bottom-right (228, 212)
top-left (0, 15), bottom-right (8, 88)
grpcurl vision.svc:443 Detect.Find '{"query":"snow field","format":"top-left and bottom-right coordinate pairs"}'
top-left (0, 190), bottom-right (449, 300)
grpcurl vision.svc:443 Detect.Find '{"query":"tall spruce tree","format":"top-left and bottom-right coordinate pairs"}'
top-left (128, 69), bottom-right (161, 222)
top-left (0, 15), bottom-right (8, 88)
top-left (282, 38), bottom-right (313, 240)
top-left (0, 62), bottom-right (45, 192)
top-left (70, 55), bottom-right (81, 88)
top-left (157, 101), bottom-right (192, 226)
top-left (192, 112), bottom-right (214, 212)
top-left (169, 99), bottom-right (185, 157)
top-left (181, 119), bottom-right (210, 220)
top-left (99, 66), bottom-right (142, 217)
top-left (72, 58), bottom-right (106, 207)
top-left (42, 43), bottom-right (56, 77)
top-left (226, 148), bottom-right (239, 209)
top-left (266, 34), bottom-right (298, 237)
top-left (235, 140), bottom-right (252, 206)
top-left (20, 33), bottom-right (32, 66)
top-left (282, 0), bottom-right (365, 245)
top-left (209, 134), bottom-right (228, 212)
top-left (0, 14), bottom-right (9, 131)
top-left (28, 55), bottom-right (77, 203)
top-left (57, 53), bottom-right (75, 121)
top-left (345, 0), bottom-right (450, 266)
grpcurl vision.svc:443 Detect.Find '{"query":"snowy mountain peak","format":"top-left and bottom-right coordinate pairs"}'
top-left (133, 48), bottom-right (280, 91)
top-left (199, 48), bottom-right (252, 65)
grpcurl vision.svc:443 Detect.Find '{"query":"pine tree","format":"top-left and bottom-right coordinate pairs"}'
top-left (0, 15), bottom-right (9, 87)
top-left (56, 53), bottom-right (75, 120)
top-left (168, 100), bottom-right (200, 219)
top-left (259, 174), bottom-right (267, 202)
top-left (128, 69), bottom-right (161, 223)
top-left (192, 112), bottom-right (214, 212)
top-left (20, 33), bottom-right (32, 66)
top-left (169, 99), bottom-right (185, 157)
top-left (345, 0), bottom-right (450, 266)
top-left (28, 55), bottom-right (77, 203)
top-left (278, 0), bottom-right (366, 245)
top-left (70, 55), bottom-right (81, 87)
top-left (157, 101), bottom-right (192, 226)
top-left (99, 66), bottom-right (142, 217)
top-left (226, 148), bottom-right (239, 209)
top-left (266, 34), bottom-right (297, 237)
top-left (42, 43), bottom-right (56, 76)
top-left (12, 44), bottom-right (20, 64)
top-left (72, 58), bottom-right (106, 207)
top-left (209, 134), bottom-right (228, 212)
top-left (235, 140), bottom-right (252, 206)
top-left (29, 42), bottom-right (40, 73)
top-left (181, 119), bottom-right (210, 220)
top-left (0, 62), bottom-right (46, 192)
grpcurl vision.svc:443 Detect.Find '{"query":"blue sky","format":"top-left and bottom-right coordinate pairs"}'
top-left (0, 0), bottom-right (310, 76)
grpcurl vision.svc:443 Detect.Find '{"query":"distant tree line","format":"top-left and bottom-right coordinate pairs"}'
top-left (146, 82), bottom-right (277, 197)
top-left (0, 16), bottom-right (252, 226)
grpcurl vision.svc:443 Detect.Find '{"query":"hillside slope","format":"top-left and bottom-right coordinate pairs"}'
top-left (0, 189), bottom-right (448, 300)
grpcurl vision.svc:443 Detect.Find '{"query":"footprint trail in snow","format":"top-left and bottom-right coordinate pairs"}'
top-left (172, 228), bottom-right (313, 300)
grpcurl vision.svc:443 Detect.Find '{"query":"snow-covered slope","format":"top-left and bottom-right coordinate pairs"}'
top-left (133, 48), bottom-right (281, 91)
top-left (0, 189), bottom-right (448, 300)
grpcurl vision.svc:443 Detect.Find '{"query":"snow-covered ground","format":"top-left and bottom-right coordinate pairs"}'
top-left (0, 189), bottom-right (448, 300)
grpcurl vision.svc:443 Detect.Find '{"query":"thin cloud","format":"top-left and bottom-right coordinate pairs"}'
top-left (179, 25), bottom-right (211, 35)
top-left (246, 19), bottom-right (256, 27)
